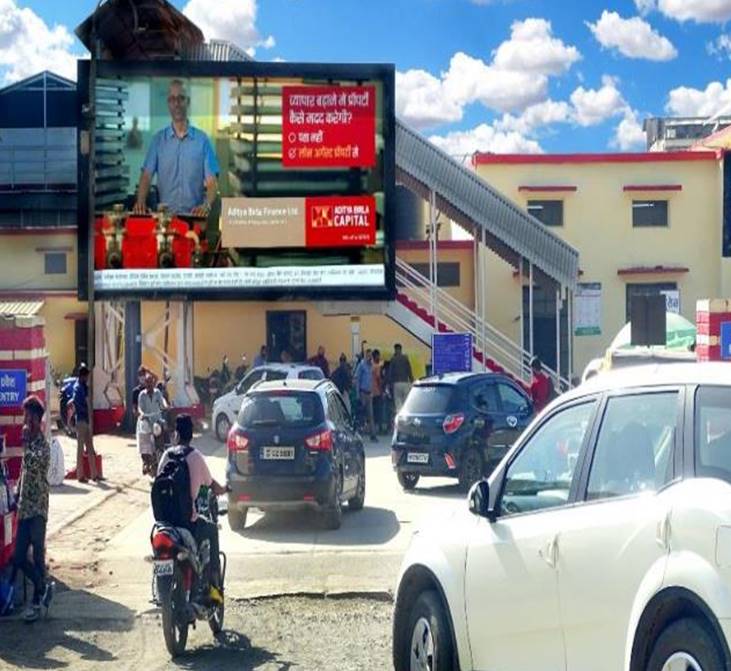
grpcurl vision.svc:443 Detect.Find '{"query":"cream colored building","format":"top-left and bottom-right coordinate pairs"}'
top-left (473, 150), bottom-right (726, 376)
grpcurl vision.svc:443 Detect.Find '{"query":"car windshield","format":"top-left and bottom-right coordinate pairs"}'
top-left (403, 385), bottom-right (455, 414)
top-left (238, 392), bottom-right (323, 428)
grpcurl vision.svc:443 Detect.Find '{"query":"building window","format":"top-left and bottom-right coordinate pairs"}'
top-left (632, 200), bottom-right (668, 227)
top-left (44, 252), bottom-right (67, 275)
top-left (626, 282), bottom-right (677, 322)
top-left (410, 262), bottom-right (461, 287)
top-left (527, 200), bottom-right (563, 227)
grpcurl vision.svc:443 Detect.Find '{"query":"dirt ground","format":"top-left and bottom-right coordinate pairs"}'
top-left (0, 595), bottom-right (393, 670)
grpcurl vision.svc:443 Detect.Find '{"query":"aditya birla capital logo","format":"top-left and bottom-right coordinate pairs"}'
top-left (310, 202), bottom-right (372, 229)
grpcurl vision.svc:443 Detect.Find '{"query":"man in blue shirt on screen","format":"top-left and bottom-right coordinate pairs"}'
top-left (133, 79), bottom-right (220, 217)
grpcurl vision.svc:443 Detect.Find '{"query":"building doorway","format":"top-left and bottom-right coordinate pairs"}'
top-left (522, 284), bottom-right (569, 379)
top-left (266, 311), bottom-right (307, 363)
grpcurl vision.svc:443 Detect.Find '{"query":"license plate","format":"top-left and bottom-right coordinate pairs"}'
top-left (407, 452), bottom-right (429, 464)
top-left (153, 559), bottom-right (174, 576)
top-left (262, 446), bottom-right (295, 460)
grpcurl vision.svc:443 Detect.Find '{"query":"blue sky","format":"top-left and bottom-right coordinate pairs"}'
top-left (4, 0), bottom-right (731, 155)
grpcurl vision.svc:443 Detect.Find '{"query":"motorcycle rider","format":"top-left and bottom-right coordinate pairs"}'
top-left (137, 373), bottom-right (168, 475)
top-left (158, 414), bottom-right (227, 596)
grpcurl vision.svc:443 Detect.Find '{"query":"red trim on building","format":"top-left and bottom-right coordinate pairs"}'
top-left (396, 240), bottom-right (474, 251)
top-left (617, 266), bottom-right (689, 276)
top-left (518, 185), bottom-right (577, 192)
top-left (623, 184), bottom-right (682, 192)
top-left (0, 227), bottom-right (77, 236)
top-left (64, 312), bottom-right (87, 320)
top-left (473, 150), bottom-right (721, 166)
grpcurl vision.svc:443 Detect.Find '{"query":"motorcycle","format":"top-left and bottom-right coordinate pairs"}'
top-left (150, 493), bottom-right (227, 657)
top-left (56, 376), bottom-right (77, 439)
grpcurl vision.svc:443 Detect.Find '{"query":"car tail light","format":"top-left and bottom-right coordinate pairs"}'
top-left (227, 428), bottom-right (249, 453)
top-left (444, 453), bottom-right (457, 470)
top-left (305, 429), bottom-right (333, 451)
top-left (152, 532), bottom-right (176, 559)
top-left (442, 413), bottom-right (465, 434)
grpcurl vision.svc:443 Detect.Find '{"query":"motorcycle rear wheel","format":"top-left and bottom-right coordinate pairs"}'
top-left (160, 568), bottom-right (189, 657)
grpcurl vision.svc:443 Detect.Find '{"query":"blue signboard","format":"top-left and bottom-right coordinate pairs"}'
top-left (432, 333), bottom-right (473, 375)
top-left (721, 322), bottom-right (731, 361)
top-left (0, 370), bottom-right (27, 408)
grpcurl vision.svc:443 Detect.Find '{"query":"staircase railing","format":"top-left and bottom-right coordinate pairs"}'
top-left (395, 257), bottom-right (570, 389)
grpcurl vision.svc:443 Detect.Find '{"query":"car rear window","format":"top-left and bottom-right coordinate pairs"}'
top-left (403, 385), bottom-right (455, 414)
top-left (238, 392), bottom-right (324, 428)
top-left (264, 370), bottom-right (288, 382)
top-left (695, 385), bottom-right (731, 481)
top-left (298, 369), bottom-right (324, 380)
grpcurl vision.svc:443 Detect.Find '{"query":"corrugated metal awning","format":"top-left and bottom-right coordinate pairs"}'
top-left (395, 120), bottom-right (579, 289)
top-left (0, 301), bottom-right (44, 317)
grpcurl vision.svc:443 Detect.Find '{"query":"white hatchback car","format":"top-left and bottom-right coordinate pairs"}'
top-left (211, 364), bottom-right (324, 441)
top-left (393, 363), bottom-right (731, 671)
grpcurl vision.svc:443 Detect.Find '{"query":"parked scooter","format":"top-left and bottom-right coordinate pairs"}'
top-left (150, 492), bottom-right (227, 657)
top-left (56, 376), bottom-right (77, 439)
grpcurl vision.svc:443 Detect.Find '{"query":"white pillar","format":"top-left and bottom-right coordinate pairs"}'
top-left (556, 287), bottom-right (562, 389)
top-left (528, 261), bottom-right (534, 356)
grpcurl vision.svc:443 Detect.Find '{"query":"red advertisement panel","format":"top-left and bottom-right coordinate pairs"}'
top-left (282, 85), bottom-right (376, 168)
top-left (305, 196), bottom-right (377, 247)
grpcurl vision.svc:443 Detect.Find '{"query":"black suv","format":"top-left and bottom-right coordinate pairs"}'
top-left (226, 379), bottom-right (365, 531)
top-left (391, 372), bottom-right (533, 490)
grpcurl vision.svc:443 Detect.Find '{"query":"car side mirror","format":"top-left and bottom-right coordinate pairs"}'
top-left (468, 479), bottom-right (495, 521)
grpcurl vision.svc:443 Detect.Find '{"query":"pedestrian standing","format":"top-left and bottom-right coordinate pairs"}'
top-left (529, 356), bottom-right (553, 414)
top-left (371, 349), bottom-right (384, 435)
top-left (7, 396), bottom-right (54, 621)
top-left (253, 345), bottom-right (268, 368)
top-left (355, 349), bottom-right (377, 442)
top-left (388, 344), bottom-right (413, 415)
top-left (73, 364), bottom-right (101, 483)
top-left (309, 345), bottom-right (331, 378)
top-left (331, 354), bottom-right (353, 413)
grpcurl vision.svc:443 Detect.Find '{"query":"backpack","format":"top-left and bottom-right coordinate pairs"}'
top-left (151, 446), bottom-right (193, 528)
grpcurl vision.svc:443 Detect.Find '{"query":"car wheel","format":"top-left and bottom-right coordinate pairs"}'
top-left (395, 590), bottom-right (454, 671)
top-left (398, 472), bottom-right (420, 491)
top-left (215, 414), bottom-right (231, 443)
top-left (647, 618), bottom-right (724, 671)
top-left (349, 457), bottom-right (366, 511)
top-left (322, 474), bottom-right (343, 530)
top-left (228, 506), bottom-right (247, 531)
top-left (458, 448), bottom-right (484, 492)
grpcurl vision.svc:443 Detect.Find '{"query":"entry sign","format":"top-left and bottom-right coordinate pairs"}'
top-left (432, 333), bottom-right (473, 375)
top-left (721, 322), bottom-right (731, 361)
top-left (0, 370), bottom-right (26, 408)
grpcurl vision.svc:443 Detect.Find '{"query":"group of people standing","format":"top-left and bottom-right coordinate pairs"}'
top-left (330, 343), bottom-right (413, 442)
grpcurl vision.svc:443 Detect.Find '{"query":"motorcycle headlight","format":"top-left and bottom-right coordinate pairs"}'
top-left (153, 423), bottom-right (163, 437)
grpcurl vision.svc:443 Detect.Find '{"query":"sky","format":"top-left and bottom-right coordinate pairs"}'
top-left (3, 0), bottom-right (731, 157)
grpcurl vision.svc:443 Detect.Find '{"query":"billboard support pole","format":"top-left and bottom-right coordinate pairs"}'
top-left (86, 14), bottom-right (100, 436)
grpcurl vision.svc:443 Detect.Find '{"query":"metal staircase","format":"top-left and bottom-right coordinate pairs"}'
top-left (387, 258), bottom-right (570, 389)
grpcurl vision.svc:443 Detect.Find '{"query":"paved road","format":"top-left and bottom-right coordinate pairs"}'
top-left (93, 433), bottom-right (466, 612)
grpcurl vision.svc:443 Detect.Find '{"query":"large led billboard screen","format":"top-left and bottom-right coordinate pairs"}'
top-left (77, 61), bottom-right (395, 301)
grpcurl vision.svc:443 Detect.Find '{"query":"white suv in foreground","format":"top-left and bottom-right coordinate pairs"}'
top-left (393, 363), bottom-right (731, 671)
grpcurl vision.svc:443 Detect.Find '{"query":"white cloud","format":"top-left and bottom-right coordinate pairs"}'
top-left (708, 33), bottom-right (731, 58)
top-left (182, 0), bottom-right (274, 56)
top-left (667, 79), bottom-right (731, 117)
top-left (495, 99), bottom-right (572, 134)
top-left (570, 76), bottom-right (627, 126)
top-left (396, 69), bottom-right (463, 129)
top-left (587, 11), bottom-right (677, 61)
top-left (492, 18), bottom-right (581, 76)
top-left (0, 0), bottom-right (80, 84)
top-left (429, 123), bottom-right (543, 158)
top-left (442, 51), bottom-right (548, 113)
top-left (638, 0), bottom-right (731, 23)
top-left (613, 110), bottom-right (647, 150)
